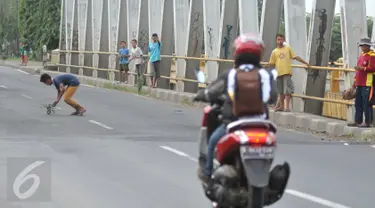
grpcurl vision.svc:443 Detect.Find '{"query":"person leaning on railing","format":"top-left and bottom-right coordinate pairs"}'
top-left (268, 34), bottom-right (311, 112)
top-left (347, 37), bottom-right (375, 128)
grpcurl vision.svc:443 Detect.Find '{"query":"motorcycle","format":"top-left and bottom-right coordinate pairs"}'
top-left (194, 70), bottom-right (290, 208)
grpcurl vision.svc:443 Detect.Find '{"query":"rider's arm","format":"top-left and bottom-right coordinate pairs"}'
top-left (204, 70), bottom-right (229, 102)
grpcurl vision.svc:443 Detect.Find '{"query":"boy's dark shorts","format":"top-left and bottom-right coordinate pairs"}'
top-left (120, 63), bottom-right (129, 72)
top-left (150, 61), bottom-right (160, 78)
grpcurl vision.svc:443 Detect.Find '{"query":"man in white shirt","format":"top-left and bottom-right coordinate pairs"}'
top-left (129, 39), bottom-right (144, 93)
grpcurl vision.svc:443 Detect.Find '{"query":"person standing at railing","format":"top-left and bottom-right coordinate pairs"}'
top-left (269, 34), bottom-right (311, 112)
top-left (347, 37), bottom-right (375, 128)
top-left (129, 39), bottom-right (144, 93)
top-left (148, 33), bottom-right (162, 88)
top-left (119, 41), bottom-right (130, 84)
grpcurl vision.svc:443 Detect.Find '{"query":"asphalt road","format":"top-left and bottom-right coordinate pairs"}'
top-left (0, 66), bottom-right (374, 208)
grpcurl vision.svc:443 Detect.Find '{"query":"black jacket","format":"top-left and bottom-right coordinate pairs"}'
top-left (202, 68), bottom-right (278, 125)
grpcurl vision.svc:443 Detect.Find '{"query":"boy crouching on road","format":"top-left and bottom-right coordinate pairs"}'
top-left (40, 73), bottom-right (86, 116)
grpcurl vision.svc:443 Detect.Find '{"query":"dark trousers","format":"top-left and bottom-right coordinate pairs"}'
top-left (355, 86), bottom-right (373, 124)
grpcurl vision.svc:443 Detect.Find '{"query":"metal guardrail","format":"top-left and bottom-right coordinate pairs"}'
top-left (55, 50), bottom-right (354, 105)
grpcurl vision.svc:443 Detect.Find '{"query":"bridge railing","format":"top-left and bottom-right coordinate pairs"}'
top-left (53, 49), bottom-right (355, 120)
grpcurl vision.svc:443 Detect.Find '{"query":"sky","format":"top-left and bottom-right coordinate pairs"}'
top-left (305, 0), bottom-right (375, 17)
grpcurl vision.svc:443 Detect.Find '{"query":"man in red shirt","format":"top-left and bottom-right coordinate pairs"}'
top-left (348, 37), bottom-right (375, 127)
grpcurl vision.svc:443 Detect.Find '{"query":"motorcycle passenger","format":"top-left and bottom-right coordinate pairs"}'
top-left (195, 33), bottom-right (278, 184)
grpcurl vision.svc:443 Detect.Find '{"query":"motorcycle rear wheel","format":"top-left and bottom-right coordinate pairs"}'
top-left (249, 187), bottom-right (264, 208)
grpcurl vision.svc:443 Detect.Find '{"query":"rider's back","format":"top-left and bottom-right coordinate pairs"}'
top-left (228, 64), bottom-right (272, 119)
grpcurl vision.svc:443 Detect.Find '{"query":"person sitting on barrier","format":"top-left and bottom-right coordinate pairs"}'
top-left (348, 37), bottom-right (375, 127)
top-left (40, 73), bottom-right (86, 116)
top-left (194, 33), bottom-right (278, 183)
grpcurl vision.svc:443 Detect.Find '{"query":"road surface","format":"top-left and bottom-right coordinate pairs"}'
top-left (0, 66), bottom-right (374, 208)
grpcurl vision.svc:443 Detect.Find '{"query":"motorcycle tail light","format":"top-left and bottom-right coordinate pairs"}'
top-left (244, 130), bottom-right (275, 145)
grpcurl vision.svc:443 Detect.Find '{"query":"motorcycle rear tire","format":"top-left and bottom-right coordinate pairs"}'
top-left (249, 187), bottom-right (264, 208)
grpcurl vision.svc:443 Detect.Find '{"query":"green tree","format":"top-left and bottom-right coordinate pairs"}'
top-left (329, 15), bottom-right (342, 62)
top-left (329, 15), bottom-right (373, 62)
top-left (0, 0), bottom-right (19, 55)
top-left (18, 0), bottom-right (60, 60)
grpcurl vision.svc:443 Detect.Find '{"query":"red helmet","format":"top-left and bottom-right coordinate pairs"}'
top-left (233, 33), bottom-right (265, 58)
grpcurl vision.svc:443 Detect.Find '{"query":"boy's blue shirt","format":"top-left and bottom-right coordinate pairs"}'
top-left (52, 74), bottom-right (80, 91)
top-left (148, 41), bottom-right (162, 63)
top-left (119, 48), bottom-right (129, 64)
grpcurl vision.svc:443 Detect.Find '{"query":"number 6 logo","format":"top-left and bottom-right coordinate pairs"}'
top-left (13, 161), bottom-right (45, 200)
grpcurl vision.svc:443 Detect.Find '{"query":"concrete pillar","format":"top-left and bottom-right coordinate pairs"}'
top-left (84, 0), bottom-right (93, 77)
top-left (184, 0), bottom-right (203, 93)
top-left (203, 0), bottom-right (221, 82)
top-left (98, 0), bottom-right (109, 79)
top-left (138, 0), bottom-right (149, 54)
top-left (137, 0), bottom-right (149, 87)
top-left (217, 0), bottom-right (238, 75)
top-left (59, 0), bottom-right (65, 51)
top-left (116, 0), bottom-right (128, 81)
top-left (71, 0), bottom-right (79, 74)
top-left (91, 0), bottom-right (104, 78)
top-left (159, 0), bottom-right (174, 89)
top-left (238, 0), bottom-right (259, 34)
top-left (127, 0), bottom-right (141, 45)
top-left (305, 0), bottom-right (336, 115)
top-left (59, 0), bottom-right (66, 72)
top-left (65, 0), bottom-right (76, 74)
top-left (77, 0), bottom-right (88, 76)
top-left (284, 0), bottom-right (308, 112)
top-left (148, 0), bottom-right (163, 37)
top-left (260, 0), bottom-right (283, 61)
top-left (340, 0), bottom-right (367, 122)
top-left (108, 0), bottom-right (121, 82)
top-left (174, 0), bottom-right (189, 92)
top-left (127, 0), bottom-right (141, 85)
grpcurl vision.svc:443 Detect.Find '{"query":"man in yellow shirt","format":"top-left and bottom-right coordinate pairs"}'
top-left (269, 34), bottom-right (311, 112)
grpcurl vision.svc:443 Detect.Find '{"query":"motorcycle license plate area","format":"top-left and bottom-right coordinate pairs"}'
top-left (240, 146), bottom-right (274, 187)
top-left (240, 145), bottom-right (275, 159)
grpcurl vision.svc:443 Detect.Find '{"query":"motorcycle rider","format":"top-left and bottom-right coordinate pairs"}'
top-left (194, 33), bottom-right (278, 184)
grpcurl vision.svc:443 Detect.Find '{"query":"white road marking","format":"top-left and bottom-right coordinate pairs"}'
top-left (15, 69), bottom-right (30, 75)
top-left (88, 120), bottom-right (113, 130)
top-left (21, 94), bottom-right (32, 99)
top-left (160, 146), bottom-right (188, 156)
top-left (159, 146), bottom-right (352, 208)
top-left (0, 85), bottom-right (8, 89)
top-left (371, 145), bottom-right (375, 148)
top-left (56, 107), bottom-right (62, 110)
top-left (285, 189), bottom-right (351, 208)
top-left (159, 146), bottom-right (198, 162)
top-left (81, 84), bottom-right (96, 88)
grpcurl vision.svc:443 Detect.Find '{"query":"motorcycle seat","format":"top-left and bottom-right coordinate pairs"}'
top-left (226, 118), bottom-right (277, 133)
